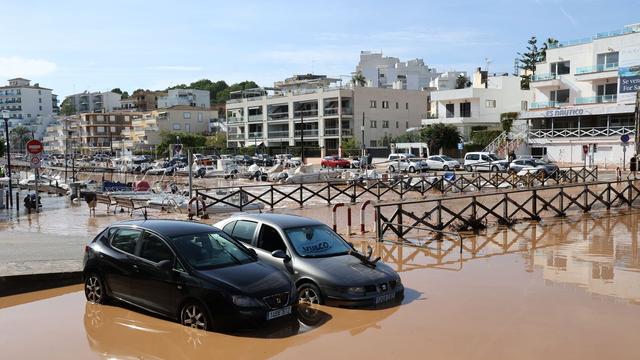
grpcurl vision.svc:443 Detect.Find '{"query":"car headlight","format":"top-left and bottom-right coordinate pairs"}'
top-left (232, 295), bottom-right (262, 307)
top-left (347, 286), bottom-right (366, 295)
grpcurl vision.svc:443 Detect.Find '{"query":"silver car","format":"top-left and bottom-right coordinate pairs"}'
top-left (388, 154), bottom-right (429, 173)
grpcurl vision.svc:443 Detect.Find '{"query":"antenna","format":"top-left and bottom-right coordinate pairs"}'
top-left (485, 58), bottom-right (492, 73)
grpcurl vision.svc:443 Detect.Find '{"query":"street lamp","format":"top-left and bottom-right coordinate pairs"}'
top-left (2, 110), bottom-right (12, 207)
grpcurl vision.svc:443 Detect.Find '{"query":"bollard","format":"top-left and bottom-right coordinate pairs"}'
top-left (360, 200), bottom-right (373, 233)
top-left (16, 191), bottom-right (19, 212)
top-left (332, 203), bottom-right (345, 232)
top-left (616, 167), bottom-right (622, 181)
top-left (347, 207), bottom-right (352, 235)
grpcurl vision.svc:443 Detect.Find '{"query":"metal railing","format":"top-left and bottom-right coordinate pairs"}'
top-left (576, 63), bottom-right (619, 74)
top-left (530, 101), bottom-right (560, 109)
top-left (293, 109), bottom-right (319, 118)
top-left (268, 130), bottom-right (289, 138)
top-left (529, 126), bottom-right (633, 138)
top-left (575, 95), bottom-right (617, 104)
top-left (531, 73), bottom-right (558, 82)
top-left (268, 112), bottom-right (289, 120)
top-left (248, 132), bottom-right (263, 139)
top-left (294, 129), bottom-right (319, 137)
top-left (227, 116), bottom-right (244, 124)
top-left (248, 114), bottom-right (264, 122)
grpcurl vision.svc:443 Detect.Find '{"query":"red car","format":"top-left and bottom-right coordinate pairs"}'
top-left (321, 156), bottom-right (351, 168)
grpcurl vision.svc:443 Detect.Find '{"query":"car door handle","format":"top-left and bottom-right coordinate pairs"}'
top-left (132, 264), bottom-right (139, 271)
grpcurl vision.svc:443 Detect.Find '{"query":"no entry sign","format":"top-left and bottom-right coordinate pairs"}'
top-left (26, 139), bottom-right (44, 155)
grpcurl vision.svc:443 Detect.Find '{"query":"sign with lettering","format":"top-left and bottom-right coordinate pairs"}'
top-left (618, 45), bottom-right (640, 104)
top-left (543, 108), bottom-right (591, 118)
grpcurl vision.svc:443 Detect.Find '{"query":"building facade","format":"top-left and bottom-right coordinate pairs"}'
top-left (425, 69), bottom-right (533, 139)
top-left (521, 24), bottom-right (640, 166)
top-left (226, 75), bottom-right (427, 154)
top-left (78, 112), bottom-right (141, 153)
top-left (64, 91), bottom-right (122, 114)
top-left (428, 71), bottom-right (469, 91)
top-left (157, 89), bottom-right (210, 109)
top-left (355, 51), bottom-right (440, 90)
top-left (42, 116), bottom-right (80, 153)
top-left (119, 91), bottom-right (164, 112)
top-left (0, 78), bottom-right (55, 128)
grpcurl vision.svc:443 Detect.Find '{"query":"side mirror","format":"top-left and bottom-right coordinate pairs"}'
top-left (157, 259), bottom-right (173, 272)
top-left (271, 249), bottom-right (291, 262)
top-left (248, 248), bottom-right (258, 258)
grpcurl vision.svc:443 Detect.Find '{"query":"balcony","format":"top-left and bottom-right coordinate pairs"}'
top-left (294, 129), bottom-right (319, 137)
top-left (530, 101), bottom-right (560, 110)
top-left (324, 128), bottom-right (340, 136)
top-left (575, 63), bottom-right (619, 81)
top-left (268, 130), bottom-right (289, 139)
top-left (530, 73), bottom-right (562, 88)
top-left (532, 73), bottom-right (557, 82)
top-left (248, 132), bottom-right (263, 139)
top-left (248, 114), bottom-right (264, 122)
top-left (227, 116), bottom-right (245, 124)
top-left (293, 109), bottom-right (318, 118)
top-left (576, 63), bottom-right (618, 75)
top-left (323, 108), bottom-right (353, 116)
top-left (228, 133), bottom-right (244, 140)
top-left (268, 112), bottom-right (289, 121)
top-left (575, 95), bottom-right (617, 104)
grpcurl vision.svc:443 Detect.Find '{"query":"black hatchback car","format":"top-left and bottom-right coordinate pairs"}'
top-left (83, 220), bottom-right (297, 331)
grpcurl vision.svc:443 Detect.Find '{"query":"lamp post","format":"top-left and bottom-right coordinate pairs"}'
top-left (300, 110), bottom-right (305, 164)
top-left (2, 110), bottom-right (12, 207)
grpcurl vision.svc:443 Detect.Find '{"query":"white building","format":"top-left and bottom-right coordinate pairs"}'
top-left (225, 74), bottom-right (428, 155)
top-left (65, 91), bottom-right (122, 114)
top-left (157, 89), bottom-right (210, 109)
top-left (425, 68), bottom-right (533, 140)
top-left (355, 51), bottom-right (440, 90)
top-left (429, 71), bottom-right (469, 91)
top-left (0, 78), bottom-right (55, 129)
top-left (521, 24), bottom-right (640, 166)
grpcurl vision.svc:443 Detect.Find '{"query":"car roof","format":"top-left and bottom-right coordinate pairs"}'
top-left (112, 219), bottom-right (218, 237)
top-left (226, 213), bottom-right (324, 229)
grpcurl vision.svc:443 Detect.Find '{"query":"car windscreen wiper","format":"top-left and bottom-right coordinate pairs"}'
top-left (348, 249), bottom-right (380, 268)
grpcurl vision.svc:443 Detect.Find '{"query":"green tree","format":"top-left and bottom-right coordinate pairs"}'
top-left (456, 74), bottom-right (470, 89)
top-left (540, 37), bottom-right (559, 62)
top-left (341, 137), bottom-right (360, 156)
top-left (111, 88), bottom-right (123, 94)
top-left (470, 129), bottom-right (502, 148)
top-left (420, 124), bottom-right (461, 154)
top-left (351, 72), bottom-right (366, 87)
top-left (500, 112), bottom-right (519, 133)
top-left (60, 98), bottom-right (76, 115)
top-left (0, 136), bottom-right (5, 157)
top-left (156, 130), bottom-right (207, 157)
top-left (215, 81), bottom-right (259, 104)
top-left (393, 130), bottom-right (422, 143)
top-left (10, 126), bottom-right (32, 153)
top-left (518, 36), bottom-right (541, 90)
top-left (206, 132), bottom-right (227, 149)
top-left (121, 91), bottom-right (129, 99)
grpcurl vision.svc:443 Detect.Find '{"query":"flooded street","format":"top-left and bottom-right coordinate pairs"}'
top-left (1, 209), bottom-right (639, 359)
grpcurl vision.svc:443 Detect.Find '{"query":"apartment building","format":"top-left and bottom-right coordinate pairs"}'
top-left (0, 78), bottom-right (55, 128)
top-left (226, 74), bottom-right (427, 154)
top-left (78, 112), bottom-right (141, 153)
top-left (65, 91), bottom-right (122, 114)
top-left (355, 51), bottom-right (440, 90)
top-left (157, 89), bottom-right (210, 109)
top-left (119, 91), bottom-right (165, 112)
top-left (42, 116), bottom-right (81, 153)
top-left (425, 68), bottom-right (533, 139)
top-left (428, 71), bottom-right (469, 91)
top-left (521, 24), bottom-right (640, 166)
top-left (122, 106), bottom-right (218, 150)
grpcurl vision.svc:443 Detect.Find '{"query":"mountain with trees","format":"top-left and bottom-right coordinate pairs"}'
top-left (166, 79), bottom-right (259, 105)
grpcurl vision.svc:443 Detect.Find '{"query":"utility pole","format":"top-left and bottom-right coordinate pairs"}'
top-left (300, 110), bottom-right (305, 164)
top-left (2, 110), bottom-right (12, 207)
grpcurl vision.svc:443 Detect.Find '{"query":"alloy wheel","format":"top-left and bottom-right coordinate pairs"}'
top-left (299, 287), bottom-right (320, 305)
top-left (181, 304), bottom-right (208, 330)
top-left (85, 275), bottom-right (104, 303)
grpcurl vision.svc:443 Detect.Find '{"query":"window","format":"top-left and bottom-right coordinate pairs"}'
top-left (197, 113), bottom-right (203, 122)
top-left (285, 225), bottom-right (351, 258)
top-left (485, 100), bottom-right (496, 108)
top-left (231, 220), bottom-right (257, 244)
top-left (257, 225), bottom-right (286, 252)
top-left (597, 83), bottom-right (617, 96)
top-left (460, 102), bottom-right (471, 117)
top-left (597, 52), bottom-right (619, 68)
top-left (521, 101), bottom-right (528, 111)
top-left (170, 231), bottom-right (254, 270)
top-left (172, 123), bottom-right (181, 130)
top-left (370, 100), bottom-right (377, 108)
top-left (110, 126), bottom-right (116, 132)
top-left (396, 121), bottom-right (399, 128)
top-left (551, 61), bottom-right (571, 75)
top-left (183, 112), bottom-right (191, 119)
top-left (395, 102), bottom-right (399, 109)
top-left (39, 98), bottom-right (42, 103)
top-left (467, 154), bottom-right (480, 161)
top-left (370, 120), bottom-right (377, 128)
top-left (382, 101), bottom-right (389, 109)
top-left (38, 90), bottom-right (41, 95)
top-left (110, 115), bottom-right (116, 122)
top-left (382, 120), bottom-right (389, 128)
top-left (139, 232), bottom-right (174, 263)
top-left (445, 104), bottom-right (455, 118)
top-left (39, 106), bottom-right (42, 111)
top-left (550, 89), bottom-right (570, 103)
top-left (222, 221), bottom-right (236, 235)
top-left (405, 121), bottom-right (409, 128)
top-left (96, 127), bottom-right (104, 133)
top-left (110, 228), bottom-right (142, 254)
top-left (370, 140), bottom-right (377, 147)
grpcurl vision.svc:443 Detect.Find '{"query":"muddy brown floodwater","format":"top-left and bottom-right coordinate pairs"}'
top-left (1, 209), bottom-right (640, 359)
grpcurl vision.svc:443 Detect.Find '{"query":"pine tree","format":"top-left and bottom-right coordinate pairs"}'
top-left (518, 36), bottom-right (541, 90)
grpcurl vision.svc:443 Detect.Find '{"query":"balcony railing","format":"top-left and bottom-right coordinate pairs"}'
top-left (530, 101), bottom-right (560, 109)
top-left (324, 128), bottom-right (339, 136)
top-left (227, 116), bottom-right (244, 124)
top-left (294, 129), bottom-right (319, 137)
top-left (531, 73), bottom-right (557, 82)
top-left (342, 129), bottom-right (353, 136)
top-left (248, 114), bottom-right (264, 122)
top-left (248, 132), bottom-right (263, 139)
top-left (576, 63), bottom-right (618, 74)
top-left (268, 130), bottom-right (289, 138)
top-left (575, 95), bottom-right (617, 104)
top-left (529, 126), bottom-right (634, 139)
top-left (323, 108), bottom-right (354, 116)
top-left (293, 109), bottom-right (318, 118)
top-left (228, 133), bottom-right (244, 140)
top-left (268, 112), bottom-right (289, 120)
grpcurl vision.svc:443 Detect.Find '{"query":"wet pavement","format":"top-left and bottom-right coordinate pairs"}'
top-left (1, 209), bottom-right (640, 359)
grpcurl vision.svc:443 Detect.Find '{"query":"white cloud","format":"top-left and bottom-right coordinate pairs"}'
top-left (150, 65), bottom-right (203, 72)
top-left (0, 56), bottom-right (57, 77)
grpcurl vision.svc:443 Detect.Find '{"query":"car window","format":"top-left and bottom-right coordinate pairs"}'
top-left (222, 221), bottom-right (236, 235)
top-left (441, 155), bottom-right (454, 161)
top-left (488, 154), bottom-right (501, 161)
top-left (481, 155), bottom-right (490, 161)
top-left (139, 232), bottom-right (174, 264)
top-left (467, 154), bottom-right (479, 160)
top-left (111, 228), bottom-right (142, 255)
top-left (171, 231), bottom-right (255, 270)
top-left (285, 225), bottom-right (351, 258)
top-left (258, 224), bottom-right (287, 253)
top-left (389, 155), bottom-right (398, 160)
top-left (231, 220), bottom-right (257, 244)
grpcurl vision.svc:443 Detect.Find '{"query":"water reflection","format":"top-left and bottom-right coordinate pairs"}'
top-left (376, 210), bottom-right (640, 304)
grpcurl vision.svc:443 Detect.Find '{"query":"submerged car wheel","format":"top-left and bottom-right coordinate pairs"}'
top-left (408, 166), bottom-right (415, 173)
top-left (443, 165), bottom-right (449, 171)
top-left (180, 302), bottom-right (211, 331)
top-left (491, 165), bottom-right (499, 172)
top-left (84, 273), bottom-right (106, 304)
top-left (465, 165), bottom-right (472, 172)
top-left (388, 165), bottom-right (395, 173)
top-left (298, 283), bottom-right (323, 305)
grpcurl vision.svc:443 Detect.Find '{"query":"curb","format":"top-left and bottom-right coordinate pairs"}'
top-left (0, 271), bottom-right (83, 297)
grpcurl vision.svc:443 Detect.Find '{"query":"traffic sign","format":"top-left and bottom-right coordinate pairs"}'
top-left (26, 139), bottom-right (43, 155)
top-left (582, 144), bottom-right (589, 154)
top-left (457, 143), bottom-right (464, 150)
top-left (30, 155), bottom-right (41, 169)
top-left (621, 134), bottom-right (630, 143)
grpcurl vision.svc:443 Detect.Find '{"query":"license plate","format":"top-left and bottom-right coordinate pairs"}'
top-left (375, 293), bottom-right (396, 304)
top-left (267, 306), bottom-right (292, 320)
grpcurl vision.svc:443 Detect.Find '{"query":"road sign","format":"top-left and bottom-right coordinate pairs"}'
top-left (26, 139), bottom-right (43, 154)
top-left (457, 143), bottom-right (464, 150)
top-left (621, 134), bottom-right (630, 143)
top-left (30, 155), bottom-right (41, 169)
top-left (582, 144), bottom-right (589, 154)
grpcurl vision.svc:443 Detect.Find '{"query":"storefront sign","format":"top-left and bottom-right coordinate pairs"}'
top-left (543, 108), bottom-right (590, 118)
top-left (618, 45), bottom-right (640, 104)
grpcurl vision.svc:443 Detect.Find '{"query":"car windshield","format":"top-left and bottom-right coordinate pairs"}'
top-left (440, 155), bottom-right (454, 161)
top-left (534, 159), bottom-right (549, 165)
top-left (488, 154), bottom-right (502, 161)
top-left (285, 225), bottom-right (351, 258)
top-left (170, 231), bottom-right (255, 270)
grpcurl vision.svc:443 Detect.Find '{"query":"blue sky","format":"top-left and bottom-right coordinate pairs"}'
top-left (1, 0), bottom-right (638, 97)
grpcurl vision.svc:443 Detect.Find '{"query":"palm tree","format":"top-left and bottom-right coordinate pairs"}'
top-left (540, 37), bottom-right (559, 62)
top-left (351, 72), bottom-right (366, 87)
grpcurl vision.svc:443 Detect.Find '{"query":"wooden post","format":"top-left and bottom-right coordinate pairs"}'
top-left (437, 200), bottom-right (442, 229)
top-left (503, 193), bottom-right (508, 221)
top-left (532, 189), bottom-right (538, 217)
top-left (583, 184), bottom-right (589, 212)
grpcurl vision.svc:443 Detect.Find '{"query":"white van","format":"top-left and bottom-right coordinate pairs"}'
top-left (463, 152), bottom-right (508, 172)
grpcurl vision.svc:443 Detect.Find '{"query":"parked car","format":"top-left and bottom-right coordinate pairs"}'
top-left (234, 155), bottom-right (254, 166)
top-left (463, 152), bottom-right (509, 172)
top-left (387, 154), bottom-right (429, 173)
top-left (321, 156), bottom-right (351, 168)
top-left (348, 156), bottom-right (361, 168)
top-left (253, 154), bottom-right (274, 167)
top-left (214, 213), bottom-right (404, 307)
top-left (387, 153), bottom-right (413, 162)
top-left (425, 155), bottom-right (460, 171)
top-left (83, 220), bottom-right (297, 331)
top-left (509, 158), bottom-right (559, 176)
